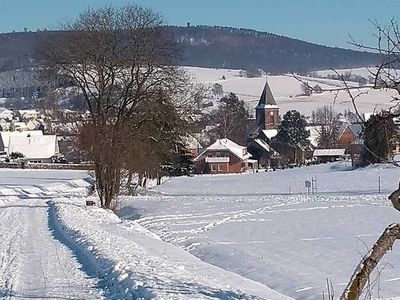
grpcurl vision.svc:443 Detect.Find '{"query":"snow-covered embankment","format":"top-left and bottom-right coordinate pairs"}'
top-left (50, 198), bottom-right (293, 300)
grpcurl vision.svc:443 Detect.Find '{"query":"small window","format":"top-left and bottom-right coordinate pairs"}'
top-left (211, 164), bottom-right (217, 171)
top-left (269, 115), bottom-right (274, 123)
top-left (218, 164), bottom-right (224, 171)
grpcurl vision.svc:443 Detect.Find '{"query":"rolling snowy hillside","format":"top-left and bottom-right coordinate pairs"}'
top-left (185, 66), bottom-right (396, 117)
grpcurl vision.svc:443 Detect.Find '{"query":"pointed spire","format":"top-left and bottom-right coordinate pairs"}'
top-left (256, 79), bottom-right (276, 108)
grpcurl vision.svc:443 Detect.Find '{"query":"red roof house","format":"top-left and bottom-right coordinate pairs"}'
top-left (194, 138), bottom-right (256, 174)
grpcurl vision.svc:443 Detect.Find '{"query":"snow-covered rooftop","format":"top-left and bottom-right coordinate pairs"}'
top-left (262, 129), bottom-right (278, 139)
top-left (313, 148), bottom-right (346, 157)
top-left (8, 135), bottom-right (58, 159)
top-left (254, 138), bottom-right (278, 155)
top-left (0, 130), bottom-right (43, 150)
top-left (201, 138), bottom-right (250, 160)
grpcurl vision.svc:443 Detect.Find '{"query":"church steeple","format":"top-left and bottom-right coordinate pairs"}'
top-left (256, 79), bottom-right (276, 108)
top-left (255, 79), bottom-right (279, 131)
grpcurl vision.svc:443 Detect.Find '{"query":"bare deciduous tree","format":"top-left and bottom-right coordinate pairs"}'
top-left (312, 106), bottom-right (340, 148)
top-left (39, 5), bottom-right (190, 209)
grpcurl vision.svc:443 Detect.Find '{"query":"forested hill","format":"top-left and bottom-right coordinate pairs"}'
top-left (171, 26), bottom-right (380, 73)
top-left (0, 26), bottom-right (381, 73)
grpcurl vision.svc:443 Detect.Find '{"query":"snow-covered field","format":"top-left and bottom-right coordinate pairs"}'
top-left (184, 66), bottom-right (396, 116)
top-left (120, 162), bottom-right (400, 300)
top-left (0, 168), bottom-right (93, 198)
top-left (1, 164), bottom-right (400, 299)
top-left (0, 169), bottom-right (290, 299)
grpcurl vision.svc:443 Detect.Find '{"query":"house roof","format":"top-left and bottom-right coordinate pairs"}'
top-left (313, 149), bottom-right (346, 157)
top-left (13, 122), bottom-right (27, 128)
top-left (8, 135), bottom-right (58, 159)
top-left (348, 124), bottom-right (363, 137)
top-left (338, 123), bottom-right (363, 142)
top-left (18, 110), bottom-right (38, 115)
top-left (195, 138), bottom-right (250, 161)
top-left (254, 139), bottom-right (279, 156)
top-left (0, 108), bottom-right (13, 119)
top-left (0, 130), bottom-right (43, 150)
top-left (261, 129), bottom-right (278, 139)
top-left (255, 80), bottom-right (277, 109)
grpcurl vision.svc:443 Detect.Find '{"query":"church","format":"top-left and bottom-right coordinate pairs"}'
top-left (247, 80), bottom-right (282, 168)
top-left (255, 79), bottom-right (280, 138)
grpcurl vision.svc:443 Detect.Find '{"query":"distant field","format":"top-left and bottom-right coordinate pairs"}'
top-left (121, 162), bottom-right (400, 300)
top-left (184, 66), bottom-right (396, 116)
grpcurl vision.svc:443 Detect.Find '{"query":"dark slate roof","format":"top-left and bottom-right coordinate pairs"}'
top-left (338, 123), bottom-right (364, 144)
top-left (255, 80), bottom-right (276, 108)
top-left (348, 124), bottom-right (363, 137)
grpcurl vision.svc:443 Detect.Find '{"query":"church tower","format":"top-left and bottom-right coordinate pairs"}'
top-left (255, 80), bottom-right (279, 131)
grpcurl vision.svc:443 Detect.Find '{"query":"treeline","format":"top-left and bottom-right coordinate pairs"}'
top-left (170, 25), bottom-right (381, 73)
top-left (0, 26), bottom-right (382, 74)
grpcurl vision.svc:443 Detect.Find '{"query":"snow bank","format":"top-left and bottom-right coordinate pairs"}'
top-left (50, 198), bottom-right (293, 300)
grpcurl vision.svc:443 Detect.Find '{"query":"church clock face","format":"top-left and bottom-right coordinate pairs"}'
top-left (269, 111), bottom-right (274, 116)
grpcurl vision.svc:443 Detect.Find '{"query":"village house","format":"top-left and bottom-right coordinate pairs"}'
top-left (313, 148), bottom-right (346, 163)
top-left (0, 108), bottom-right (13, 121)
top-left (26, 119), bottom-right (46, 131)
top-left (247, 138), bottom-right (280, 168)
top-left (194, 138), bottom-right (257, 174)
top-left (7, 135), bottom-right (59, 163)
top-left (338, 123), bottom-right (363, 148)
top-left (17, 109), bottom-right (39, 121)
top-left (0, 130), bottom-right (59, 162)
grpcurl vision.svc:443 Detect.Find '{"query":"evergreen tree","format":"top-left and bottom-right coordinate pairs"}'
top-left (211, 92), bottom-right (249, 145)
top-left (361, 112), bottom-right (397, 165)
top-left (274, 110), bottom-right (310, 147)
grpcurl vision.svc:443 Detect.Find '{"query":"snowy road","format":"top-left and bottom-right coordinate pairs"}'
top-left (0, 198), bottom-right (102, 299)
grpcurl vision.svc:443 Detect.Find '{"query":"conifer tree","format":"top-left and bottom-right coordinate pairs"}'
top-left (274, 110), bottom-right (310, 147)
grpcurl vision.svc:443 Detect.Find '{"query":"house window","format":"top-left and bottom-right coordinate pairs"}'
top-left (218, 164), bottom-right (224, 171)
top-left (211, 164), bottom-right (217, 171)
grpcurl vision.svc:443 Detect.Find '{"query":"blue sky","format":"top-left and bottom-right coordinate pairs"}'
top-left (0, 0), bottom-right (398, 49)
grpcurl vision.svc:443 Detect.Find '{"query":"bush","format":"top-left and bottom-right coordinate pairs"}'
top-left (10, 152), bottom-right (25, 160)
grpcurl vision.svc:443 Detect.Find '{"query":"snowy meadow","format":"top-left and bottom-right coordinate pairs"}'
top-left (120, 162), bottom-right (400, 300)
top-left (184, 66), bottom-right (396, 117)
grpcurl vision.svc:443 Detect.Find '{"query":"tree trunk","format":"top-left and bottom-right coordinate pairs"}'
top-left (94, 160), bottom-right (121, 210)
top-left (341, 223), bottom-right (400, 300)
